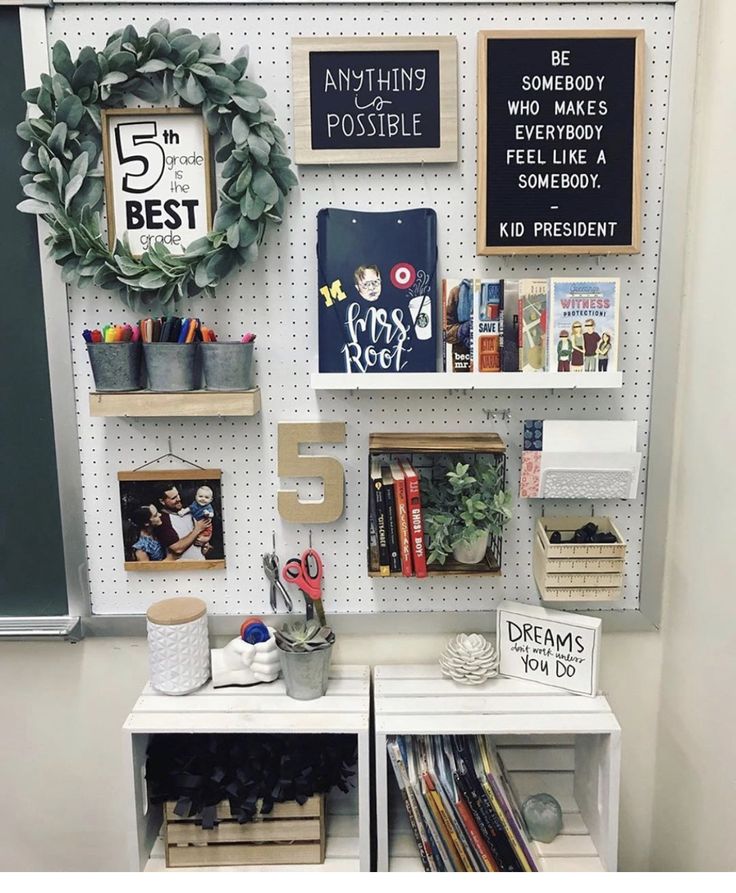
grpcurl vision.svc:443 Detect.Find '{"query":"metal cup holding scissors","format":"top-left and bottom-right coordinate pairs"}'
top-left (282, 548), bottom-right (326, 626)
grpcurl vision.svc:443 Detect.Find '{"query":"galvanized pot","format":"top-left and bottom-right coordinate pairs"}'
top-left (143, 343), bottom-right (199, 392)
top-left (277, 643), bottom-right (333, 700)
top-left (87, 342), bottom-right (143, 392)
top-left (200, 342), bottom-right (255, 391)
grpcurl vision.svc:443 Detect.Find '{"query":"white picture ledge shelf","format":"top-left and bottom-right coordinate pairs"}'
top-left (311, 372), bottom-right (623, 391)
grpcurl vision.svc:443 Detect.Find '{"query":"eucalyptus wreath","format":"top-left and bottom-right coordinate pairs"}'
top-left (16, 19), bottom-right (297, 311)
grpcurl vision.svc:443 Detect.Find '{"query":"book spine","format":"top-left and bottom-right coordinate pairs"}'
top-left (387, 743), bottom-right (433, 871)
top-left (456, 770), bottom-right (522, 871)
top-left (368, 465), bottom-right (379, 571)
top-left (455, 793), bottom-right (498, 872)
top-left (486, 773), bottom-right (537, 871)
top-left (404, 468), bottom-right (428, 577)
top-left (374, 474), bottom-right (390, 576)
top-left (394, 474), bottom-right (413, 576)
top-left (382, 473), bottom-right (401, 573)
top-left (423, 776), bottom-right (466, 871)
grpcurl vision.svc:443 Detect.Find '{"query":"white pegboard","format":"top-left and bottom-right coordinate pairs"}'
top-left (46, 3), bottom-right (673, 616)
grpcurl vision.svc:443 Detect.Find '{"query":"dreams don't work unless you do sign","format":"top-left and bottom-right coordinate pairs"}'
top-left (478, 30), bottom-right (643, 256)
top-left (292, 36), bottom-right (458, 164)
top-left (102, 108), bottom-right (213, 256)
top-left (496, 602), bottom-right (601, 696)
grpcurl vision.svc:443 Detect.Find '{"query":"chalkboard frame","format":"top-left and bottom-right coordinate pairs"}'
top-left (292, 35), bottom-right (458, 164)
top-left (477, 29), bottom-right (644, 256)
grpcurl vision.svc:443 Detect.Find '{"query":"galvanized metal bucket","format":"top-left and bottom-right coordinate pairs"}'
top-left (87, 342), bottom-right (143, 392)
top-left (200, 342), bottom-right (255, 391)
top-left (143, 343), bottom-right (199, 392)
top-left (278, 644), bottom-right (333, 700)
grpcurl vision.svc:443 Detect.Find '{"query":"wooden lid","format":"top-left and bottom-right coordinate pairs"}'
top-left (146, 597), bottom-right (207, 626)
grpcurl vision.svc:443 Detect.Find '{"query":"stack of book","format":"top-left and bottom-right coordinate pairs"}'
top-left (387, 734), bottom-right (538, 872)
top-left (368, 459), bottom-right (427, 577)
top-left (441, 277), bottom-right (620, 374)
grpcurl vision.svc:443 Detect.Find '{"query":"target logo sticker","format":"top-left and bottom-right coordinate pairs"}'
top-left (390, 262), bottom-right (416, 290)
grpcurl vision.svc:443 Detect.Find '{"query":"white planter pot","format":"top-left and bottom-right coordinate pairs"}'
top-left (452, 529), bottom-right (490, 565)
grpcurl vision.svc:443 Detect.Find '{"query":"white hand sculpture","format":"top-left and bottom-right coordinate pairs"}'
top-left (211, 630), bottom-right (280, 688)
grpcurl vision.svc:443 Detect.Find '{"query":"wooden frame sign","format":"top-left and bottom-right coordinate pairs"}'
top-left (102, 108), bottom-right (213, 256)
top-left (292, 36), bottom-right (458, 164)
top-left (477, 30), bottom-right (643, 255)
top-left (496, 602), bottom-right (601, 696)
top-left (117, 469), bottom-right (224, 571)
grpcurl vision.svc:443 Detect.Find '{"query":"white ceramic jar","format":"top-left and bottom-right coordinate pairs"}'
top-left (146, 596), bottom-right (210, 695)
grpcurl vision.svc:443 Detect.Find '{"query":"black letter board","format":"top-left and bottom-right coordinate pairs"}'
top-left (292, 36), bottom-right (457, 165)
top-left (477, 30), bottom-right (643, 255)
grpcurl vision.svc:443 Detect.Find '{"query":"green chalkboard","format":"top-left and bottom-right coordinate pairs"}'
top-left (0, 8), bottom-right (68, 616)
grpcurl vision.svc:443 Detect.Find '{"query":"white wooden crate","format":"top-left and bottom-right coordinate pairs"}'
top-left (374, 665), bottom-right (621, 873)
top-left (123, 665), bottom-right (371, 872)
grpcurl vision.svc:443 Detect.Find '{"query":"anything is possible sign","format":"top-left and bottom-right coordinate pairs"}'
top-left (292, 36), bottom-right (457, 164)
top-left (496, 601), bottom-right (601, 696)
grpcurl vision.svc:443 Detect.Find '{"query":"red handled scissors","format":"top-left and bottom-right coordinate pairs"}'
top-left (282, 548), bottom-right (326, 626)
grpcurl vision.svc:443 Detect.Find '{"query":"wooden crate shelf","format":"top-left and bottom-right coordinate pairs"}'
top-left (164, 796), bottom-right (326, 868)
top-left (123, 666), bottom-right (371, 872)
top-left (89, 388), bottom-right (261, 418)
top-left (374, 665), bottom-right (621, 873)
top-left (368, 433), bottom-right (507, 576)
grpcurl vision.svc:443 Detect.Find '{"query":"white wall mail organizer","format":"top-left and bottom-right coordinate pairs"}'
top-left (521, 420), bottom-right (642, 500)
top-left (123, 665), bottom-right (371, 872)
top-left (38, 1), bottom-right (674, 617)
top-left (374, 665), bottom-right (621, 872)
top-left (496, 602), bottom-right (602, 696)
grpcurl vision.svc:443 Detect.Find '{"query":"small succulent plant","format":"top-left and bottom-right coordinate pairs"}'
top-left (275, 619), bottom-right (335, 653)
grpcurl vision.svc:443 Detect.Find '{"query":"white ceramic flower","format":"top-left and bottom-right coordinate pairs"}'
top-left (439, 633), bottom-right (498, 685)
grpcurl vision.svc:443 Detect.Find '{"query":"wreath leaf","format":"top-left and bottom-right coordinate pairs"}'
top-left (16, 19), bottom-right (297, 310)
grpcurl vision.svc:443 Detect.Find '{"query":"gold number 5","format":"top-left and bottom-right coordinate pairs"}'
top-left (277, 422), bottom-right (346, 523)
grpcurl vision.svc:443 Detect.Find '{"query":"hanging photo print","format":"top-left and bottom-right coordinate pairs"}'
top-left (118, 469), bottom-right (225, 571)
top-left (317, 208), bottom-right (438, 373)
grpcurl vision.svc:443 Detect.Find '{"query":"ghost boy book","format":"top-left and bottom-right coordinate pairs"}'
top-left (317, 208), bottom-right (438, 373)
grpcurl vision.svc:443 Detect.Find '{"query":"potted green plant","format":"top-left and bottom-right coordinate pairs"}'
top-left (274, 620), bottom-right (336, 700)
top-left (422, 457), bottom-right (513, 566)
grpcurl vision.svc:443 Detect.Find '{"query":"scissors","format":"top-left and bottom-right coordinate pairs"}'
top-left (282, 548), bottom-right (326, 626)
top-left (262, 551), bottom-right (293, 613)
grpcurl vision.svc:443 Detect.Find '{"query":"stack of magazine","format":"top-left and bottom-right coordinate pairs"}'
top-left (387, 735), bottom-right (538, 872)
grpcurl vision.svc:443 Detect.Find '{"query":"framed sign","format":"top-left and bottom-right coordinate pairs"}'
top-left (477, 30), bottom-right (643, 255)
top-left (102, 108), bottom-right (213, 256)
top-left (292, 36), bottom-right (458, 164)
top-left (496, 602), bottom-right (601, 696)
top-left (118, 469), bottom-right (224, 571)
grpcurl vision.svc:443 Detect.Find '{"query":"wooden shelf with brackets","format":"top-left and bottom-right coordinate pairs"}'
top-left (89, 388), bottom-right (261, 418)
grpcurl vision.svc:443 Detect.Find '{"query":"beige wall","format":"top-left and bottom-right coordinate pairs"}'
top-left (650, 0), bottom-right (736, 872)
top-left (0, 631), bottom-right (661, 871)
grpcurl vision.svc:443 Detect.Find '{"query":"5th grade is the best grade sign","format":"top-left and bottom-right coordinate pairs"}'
top-left (102, 108), bottom-right (213, 256)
